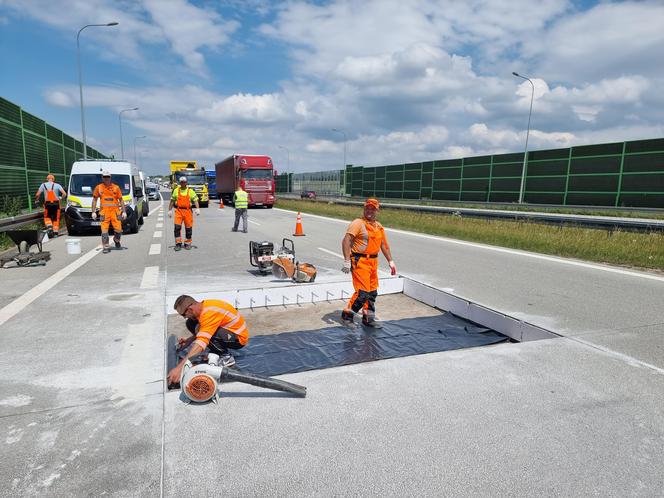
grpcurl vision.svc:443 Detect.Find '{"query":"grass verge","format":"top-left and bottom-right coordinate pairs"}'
top-left (277, 199), bottom-right (664, 272)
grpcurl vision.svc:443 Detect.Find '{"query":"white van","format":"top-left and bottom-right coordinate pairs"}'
top-left (138, 170), bottom-right (150, 218)
top-left (64, 160), bottom-right (146, 235)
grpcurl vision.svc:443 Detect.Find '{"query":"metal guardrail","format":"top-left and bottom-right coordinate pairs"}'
top-left (0, 211), bottom-right (42, 231)
top-left (280, 194), bottom-right (664, 233)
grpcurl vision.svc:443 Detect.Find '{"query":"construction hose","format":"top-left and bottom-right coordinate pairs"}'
top-left (221, 368), bottom-right (307, 397)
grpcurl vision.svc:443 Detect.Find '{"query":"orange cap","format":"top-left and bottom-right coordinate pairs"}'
top-left (365, 198), bottom-right (380, 209)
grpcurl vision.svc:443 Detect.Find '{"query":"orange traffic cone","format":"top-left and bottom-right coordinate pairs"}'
top-left (293, 212), bottom-right (305, 236)
top-left (219, 198), bottom-right (224, 209)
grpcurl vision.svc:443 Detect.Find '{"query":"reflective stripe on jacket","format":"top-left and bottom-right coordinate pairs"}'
top-left (348, 218), bottom-right (385, 255)
top-left (94, 184), bottom-right (123, 208)
top-left (193, 299), bottom-right (249, 350)
top-left (234, 190), bottom-right (248, 209)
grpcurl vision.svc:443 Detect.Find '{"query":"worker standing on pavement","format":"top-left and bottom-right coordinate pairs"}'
top-left (91, 170), bottom-right (126, 254)
top-left (34, 174), bottom-right (66, 237)
top-left (341, 198), bottom-right (397, 328)
top-left (168, 177), bottom-right (200, 251)
top-left (232, 185), bottom-right (249, 233)
top-left (167, 295), bottom-right (250, 384)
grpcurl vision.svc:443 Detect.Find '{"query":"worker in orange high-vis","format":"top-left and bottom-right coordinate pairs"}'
top-left (91, 170), bottom-right (126, 254)
top-left (341, 198), bottom-right (396, 328)
top-left (34, 173), bottom-right (67, 236)
top-left (167, 295), bottom-right (250, 384)
top-left (168, 176), bottom-right (200, 251)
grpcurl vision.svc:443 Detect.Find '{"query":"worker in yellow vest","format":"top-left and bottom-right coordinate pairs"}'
top-left (168, 177), bottom-right (200, 251)
top-left (232, 186), bottom-right (249, 233)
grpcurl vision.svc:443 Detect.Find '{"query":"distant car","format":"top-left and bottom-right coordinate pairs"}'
top-left (146, 183), bottom-right (160, 200)
top-left (300, 191), bottom-right (316, 199)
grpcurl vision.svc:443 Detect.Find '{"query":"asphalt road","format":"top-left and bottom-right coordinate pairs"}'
top-left (1, 196), bottom-right (663, 496)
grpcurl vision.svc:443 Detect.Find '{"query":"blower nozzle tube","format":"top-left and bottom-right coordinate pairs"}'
top-left (221, 367), bottom-right (307, 397)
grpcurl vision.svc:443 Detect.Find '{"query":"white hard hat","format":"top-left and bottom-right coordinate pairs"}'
top-left (101, 170), bottom-right (111, 177)
top-left (179, 176), bottom-right (187, 182)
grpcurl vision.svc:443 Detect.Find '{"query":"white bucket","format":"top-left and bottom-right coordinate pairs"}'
top-left (66, 238), bottom-right (81, 255)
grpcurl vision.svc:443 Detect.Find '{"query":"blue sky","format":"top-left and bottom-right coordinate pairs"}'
top-left (1, 0), bottom-right (663, 175)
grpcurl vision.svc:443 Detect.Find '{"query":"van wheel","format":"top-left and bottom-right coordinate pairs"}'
top-left (130, 215), bottom-right (140, 233)
top-left (138, 213), bottom-right (144, 226)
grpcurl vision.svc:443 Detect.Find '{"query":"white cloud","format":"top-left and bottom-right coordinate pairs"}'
top-left (1, 0), bottom-right (236, 74)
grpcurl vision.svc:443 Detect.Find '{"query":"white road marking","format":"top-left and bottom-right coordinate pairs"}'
top-left (0, 245), bottom-right (101, 328)
top-left (140, 266), bottom-right (159, 289)
top-left (249, 220), bottom-right (260, 226)
top-left (148, 203), bottom-right (163, 216)
top-left (156, 223), bottom-right (163, 228)
top-left (149, 244), bottom-right (161, 255)
top-left (275, 208), bottom-right (664, 284)
top-left (318, 247), bottom-right (343, 259)
top-left (317, 247), bottom-right (390, 276)
top-left (153, 231), bottom-right (162, 238)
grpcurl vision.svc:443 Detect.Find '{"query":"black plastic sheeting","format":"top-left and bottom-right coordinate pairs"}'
top-left (234, 313), bottom-right (507, 377)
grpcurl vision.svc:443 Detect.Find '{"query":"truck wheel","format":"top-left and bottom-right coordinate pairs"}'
top-left (266, 205), bottom-right (273, 209)
top-left (201, 201), bottom-right (209, 208)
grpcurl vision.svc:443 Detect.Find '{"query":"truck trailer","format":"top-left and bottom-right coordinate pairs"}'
top-left (215, 155), bottom-right (276, 208)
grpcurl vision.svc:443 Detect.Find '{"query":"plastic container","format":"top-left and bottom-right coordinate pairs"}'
top-left (66, 238), bottom-right (81, 255)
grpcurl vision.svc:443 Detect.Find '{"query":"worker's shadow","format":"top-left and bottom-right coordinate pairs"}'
top-left (321, 310), bottom-right (353, 328)
top-left (177, 390), bottom-right (298, 404)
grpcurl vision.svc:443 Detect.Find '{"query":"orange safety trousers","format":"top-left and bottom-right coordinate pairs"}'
top-left (174, 208), bottom-right (193, 244)
top-left (43, 204), bottom-right (61, 231)
top-left (347, 256), bottom-right (379, 317)
top-left (100, 208), bottom-right (122, 234)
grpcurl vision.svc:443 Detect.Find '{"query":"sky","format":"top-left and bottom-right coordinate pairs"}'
top-left (1, 0), bottom-right (663, 175)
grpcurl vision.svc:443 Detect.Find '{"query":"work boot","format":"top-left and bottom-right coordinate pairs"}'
top-left (219, 354), bottom-right (235, 367)
top-left (231, 228), bottom-right (238, 232)
top-left (102, 247), bottom-right (111, 254)
top-left (362, 316), bottom-right (383, 328)
top-left (341, 310), bottom-right (354, 323)
top-left (114, 240), bottom-right (121, 249)
top-left (184, 243), bottom-right (192, 250)
top-left (174, 243), bottom-right (182, 252)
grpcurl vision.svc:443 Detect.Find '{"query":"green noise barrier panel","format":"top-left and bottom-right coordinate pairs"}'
top-left (336, 138), bottom-right (664, 209)
top-left (0, 96), bottom-right (108, 212)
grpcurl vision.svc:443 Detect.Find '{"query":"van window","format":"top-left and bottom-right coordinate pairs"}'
top-left (70, 174), bottom-right (131, 196)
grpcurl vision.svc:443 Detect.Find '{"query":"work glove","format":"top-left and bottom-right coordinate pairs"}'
top-left (121, 211), bottom-right (127, 220)
top-left (389, 260), bottom-right (397, 276)
top-left (168, 209), bottom-right (173, 218)
top-left (342, 260), bottom-right (351, 273)
top-left (91, 211), bottom-right (97, 220)
top-left (195, 208), bottom-right (200, 216)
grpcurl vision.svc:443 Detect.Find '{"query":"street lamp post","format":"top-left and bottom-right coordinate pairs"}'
top-left (278, 145), bottom-right (290, 173)
top-left (134, 135), bottom-right (146, 166)
top-left (512, 72), bottom-right (535, 204)
top-left (77, 22), bottom-right (118, 159)
top-left (331, 128), bottom-right (347, 169)
top-left (118, 107), bottom-right (139, 160)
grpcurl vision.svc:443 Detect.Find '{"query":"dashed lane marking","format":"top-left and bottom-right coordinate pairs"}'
top-left (318, 247), bottom-right (343, 259)
top-left (140, 266), bottom-right (160, 289)
top-left (0, 245), bottom-right (101, 328)
top-left (249, 220), bottom-right (260, 226)
top-left (156, 223), bottom-right (163, 228)
top-left (149, 244), bottom-right (161, 255)
top-left (154, 231), bottom-right (163, 238)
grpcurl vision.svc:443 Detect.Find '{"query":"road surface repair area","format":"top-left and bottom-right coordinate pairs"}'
top-left (1, 199), bottom-right (663, 496)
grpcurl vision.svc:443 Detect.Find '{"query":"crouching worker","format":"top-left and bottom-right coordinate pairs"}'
top-left (167, 295), bottom-right (250, 386)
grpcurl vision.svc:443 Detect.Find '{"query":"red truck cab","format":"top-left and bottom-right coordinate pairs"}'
top-left (215, 154), bottom-right (276, 207)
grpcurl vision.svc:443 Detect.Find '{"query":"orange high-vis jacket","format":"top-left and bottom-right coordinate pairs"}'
top-left (93, 184), bottom-right (123, 208)
top-left (346, 218), bottom-right (388, 255)
top-left (193, 299), bottom-right (249, 350)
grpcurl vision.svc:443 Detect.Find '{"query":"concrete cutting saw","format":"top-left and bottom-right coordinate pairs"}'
top-left (248, 237), bottom-right (317, 283)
